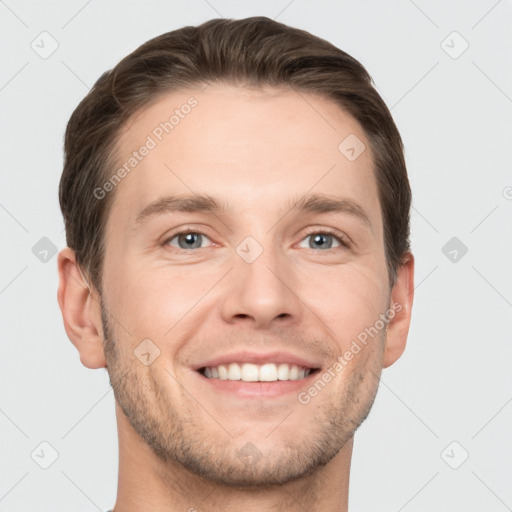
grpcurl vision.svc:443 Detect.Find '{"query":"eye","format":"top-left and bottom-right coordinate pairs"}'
top-left (162, 228), bottom-right (350, 252)
top-left (164, 230), bottom-right (213, 250)
top-left (298, 229), bottom-right (350, 251)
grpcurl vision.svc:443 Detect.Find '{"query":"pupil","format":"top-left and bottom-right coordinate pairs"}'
top-left (312, 234), bottom-right (331, 249)
top-left (181, 233), bottom-right (200, 249)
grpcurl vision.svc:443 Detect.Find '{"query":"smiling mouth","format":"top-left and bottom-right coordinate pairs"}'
top-left (198, 362), bottom-right (321, 382)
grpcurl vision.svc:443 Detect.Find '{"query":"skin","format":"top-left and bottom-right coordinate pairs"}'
top-left (58, 83), bottom-right (414, 512)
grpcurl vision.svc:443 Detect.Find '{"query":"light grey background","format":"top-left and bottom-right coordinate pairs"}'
top-left (1, 1), bottom-right (511, 511)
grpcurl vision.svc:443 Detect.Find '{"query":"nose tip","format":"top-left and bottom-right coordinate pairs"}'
top-left (220, 255), bottom-right (302, 329)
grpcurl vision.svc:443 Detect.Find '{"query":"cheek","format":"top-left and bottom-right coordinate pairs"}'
top-left (297, 261), bottom-right (388, 340)
top-left (107, 261), bottom-right (220, 341)
top-left (105, 242), bottom-right (389, 350)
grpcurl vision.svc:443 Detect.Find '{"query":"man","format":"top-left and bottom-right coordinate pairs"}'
top-left (57, 16), bottom-right (414, 512)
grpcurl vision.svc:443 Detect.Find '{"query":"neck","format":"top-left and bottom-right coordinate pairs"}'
top-left (111, 403), bottom-right (352, 512)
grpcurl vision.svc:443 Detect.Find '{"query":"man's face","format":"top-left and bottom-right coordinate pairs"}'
top-left (100, 84), bottom-right (395, 486)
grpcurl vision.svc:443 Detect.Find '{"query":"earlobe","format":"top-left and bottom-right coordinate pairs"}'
top-left (57, 247), bottom-right (107, 369)
top-left (382, 252), bottom-right (415, 369)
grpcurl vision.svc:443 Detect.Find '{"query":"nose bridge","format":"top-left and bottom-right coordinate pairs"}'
top-left (220, 223), bottom-right (301, 328)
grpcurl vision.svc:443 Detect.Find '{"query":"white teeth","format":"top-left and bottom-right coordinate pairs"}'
top-left (227, 362), bottom-right (241, 380)
top-left (218, 364), bottom-right (228, 380)
top-left (277, 363), bottom-right (289, 380)
top-left (241, 363), bottom-right (259, 382)
top-left (259, 363), bottom-right (277, 381)
top-left (202, 362), bottom-right (313, 382)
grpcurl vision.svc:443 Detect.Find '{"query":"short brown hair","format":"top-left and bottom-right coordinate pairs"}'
top-left (59, 16), bottom-right (411, 294)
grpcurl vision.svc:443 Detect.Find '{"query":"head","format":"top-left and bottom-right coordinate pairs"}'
top-left (58, 16), bottom-right (414, 488)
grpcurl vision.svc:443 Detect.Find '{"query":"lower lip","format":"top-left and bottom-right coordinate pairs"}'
top-left (195, 370), bottom-right (319, 398)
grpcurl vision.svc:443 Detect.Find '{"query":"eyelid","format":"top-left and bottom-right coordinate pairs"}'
top-left (161, 225), bottom-right (214, 248)
top-left (299, 226), bottom-right (352, 248)
top-left (162, 225), bottom-right (351, 251)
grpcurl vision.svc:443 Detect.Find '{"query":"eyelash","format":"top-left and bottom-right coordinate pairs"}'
top-left (301, 227), bottom-right (351, 249)
top-left (162, 227), bottom-right (351, 251)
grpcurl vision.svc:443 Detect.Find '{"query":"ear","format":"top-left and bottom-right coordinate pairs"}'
top-left (382, 252), bottom-right (415, 368)
top-left (57, 247), bottom-right (106, 369)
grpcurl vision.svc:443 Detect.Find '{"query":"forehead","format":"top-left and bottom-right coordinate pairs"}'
top-left (107, 83), bottom-right (380, 231)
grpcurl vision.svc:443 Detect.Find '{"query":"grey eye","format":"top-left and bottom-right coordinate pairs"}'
top-left (167, 232), bottom-right (211, 250)
top-left (298, 232), bottom-right (343, 250)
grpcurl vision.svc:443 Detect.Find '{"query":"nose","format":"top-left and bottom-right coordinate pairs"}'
top-left (220, 239), bottom-right (303, 330)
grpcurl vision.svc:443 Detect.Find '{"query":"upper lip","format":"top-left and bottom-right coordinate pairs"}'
top-left (191, 350), bottom-right (322, 371)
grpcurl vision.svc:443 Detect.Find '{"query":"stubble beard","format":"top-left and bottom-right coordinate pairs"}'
top-left (101, 300), bottom-right (384, 488)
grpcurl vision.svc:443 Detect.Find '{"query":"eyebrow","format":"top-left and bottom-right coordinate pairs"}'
top-left (133, 192), bottom-right (372, 229)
